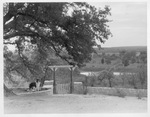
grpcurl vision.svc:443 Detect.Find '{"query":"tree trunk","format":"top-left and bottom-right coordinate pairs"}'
top-left (40, 67), bottom-right (48, 87)
top-left (83, 76), bottom-right (88, 94)
top-left (108, 79), bottom-right (112, 87)
top-left (40, 76), bottom-right (46, 87)
top-left (4, 84), bottom-right (16, 97)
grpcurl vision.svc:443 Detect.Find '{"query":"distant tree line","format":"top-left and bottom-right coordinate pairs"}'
top-left (99, 50), bottom-right (147, 66)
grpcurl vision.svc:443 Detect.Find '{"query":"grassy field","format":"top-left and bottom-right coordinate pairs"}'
top-left (80, 57), bottom-right (141, 73)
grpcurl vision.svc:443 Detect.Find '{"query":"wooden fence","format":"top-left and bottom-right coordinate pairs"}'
top-left (56, 83), bottom-right (84, 94)
top-left (56, 83), bottom-right (147, 97)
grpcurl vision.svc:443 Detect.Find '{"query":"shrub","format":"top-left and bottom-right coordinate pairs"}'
top-left (137, 64), bottom-right (147, 89)
top-left (115, 88), bottom-right (126, 98)
top-left (136, 92), bottom-right (142, 99)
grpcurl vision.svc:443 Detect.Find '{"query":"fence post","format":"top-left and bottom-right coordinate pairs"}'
top-left (84, 76), bottom-right (88, 94)
top-left (70, 67), bottom-right (73, 94)
top-left (53, 68), bottom-right (57, 94)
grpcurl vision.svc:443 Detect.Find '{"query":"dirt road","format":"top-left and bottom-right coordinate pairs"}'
top-left (4, 92), bottom-right (147, 114)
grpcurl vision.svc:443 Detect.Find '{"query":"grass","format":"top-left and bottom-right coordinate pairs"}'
top-left (80, 56), bottom-right (140, 73)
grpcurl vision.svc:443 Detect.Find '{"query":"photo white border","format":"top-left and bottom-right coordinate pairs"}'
top-left (0, 0), bottom-right (150, 117)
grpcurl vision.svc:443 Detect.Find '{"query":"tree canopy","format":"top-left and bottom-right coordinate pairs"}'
top-left (4, 2), bottom-right (112, 67)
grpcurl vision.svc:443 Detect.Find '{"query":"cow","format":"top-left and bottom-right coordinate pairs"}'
top-left (28, 79), bottom-right (41, 92)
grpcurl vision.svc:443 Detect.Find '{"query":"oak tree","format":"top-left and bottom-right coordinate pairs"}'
top-left (4, 2), bottom-right (112, 66)
top-left (4, 2), bottom-right (112, 94)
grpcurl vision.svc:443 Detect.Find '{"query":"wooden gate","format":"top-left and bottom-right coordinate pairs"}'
top-left (56, 82), bottom-right (84, 94)
top-left (56, 83), bottom-right (70, 94)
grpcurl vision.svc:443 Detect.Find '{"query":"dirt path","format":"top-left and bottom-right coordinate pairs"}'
top-left (4, 92), bottom-right (147, 114)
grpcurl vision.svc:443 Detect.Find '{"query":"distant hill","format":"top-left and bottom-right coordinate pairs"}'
top-left (95, 46), bottom-right (147, 53)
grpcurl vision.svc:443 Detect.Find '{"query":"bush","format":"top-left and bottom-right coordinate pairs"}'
top-left (137, 65), bottom-right (147, 89)
top-left (115, 88), bottom-right (126, 98)
top-left (136, 92), bottom-right (142, 99)
top-left (122, 58), bottom-right (129, 67)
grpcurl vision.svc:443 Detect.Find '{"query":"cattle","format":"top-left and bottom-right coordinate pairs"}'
top-left (28, 79), bottom-right (41, 92)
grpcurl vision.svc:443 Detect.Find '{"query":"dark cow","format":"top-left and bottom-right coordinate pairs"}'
top-left (28, 79), bottom-right (41, 91)
top-left (29, 82), bottom-right (36, 91)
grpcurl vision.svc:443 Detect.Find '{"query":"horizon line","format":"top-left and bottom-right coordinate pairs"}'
top-left (95, 45), bottom-right (147, 48)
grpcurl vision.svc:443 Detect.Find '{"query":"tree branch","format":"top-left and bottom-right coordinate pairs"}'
top-left (4, 3), bottom-right (16, 25)
top-left (4, 42), bottom-right (16, 45)
top-left (4, 31), bottom-right (38, 40)
top-left (17, 12), bottom-right (48, 24)
top-left (49, 41), bottom-right (76, 66)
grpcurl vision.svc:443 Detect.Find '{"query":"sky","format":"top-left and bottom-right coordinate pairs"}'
top-left (89, 2), bottom-right (147, 47)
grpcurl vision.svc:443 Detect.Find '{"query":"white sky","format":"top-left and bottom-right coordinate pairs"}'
top-left (89, 2), bottom-right (147, 47)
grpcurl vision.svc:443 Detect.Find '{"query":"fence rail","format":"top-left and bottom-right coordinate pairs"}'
top-left (55, 83), bottom-right (147, 97)
top-left (56, 83), bottom-right (84, 94)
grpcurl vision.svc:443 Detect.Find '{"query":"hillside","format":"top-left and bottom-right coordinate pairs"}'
top-left (95, 46), bottom-right (147, 53)
top-left (80, 46), bottom-right (147, 72)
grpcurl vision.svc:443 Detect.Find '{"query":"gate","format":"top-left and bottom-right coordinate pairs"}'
top-left (56, 82), bottom-right (84, 94)
top-left (49, 65), bottom-right (75, 94)
top-left (56, 83), bottom-right (70, 94)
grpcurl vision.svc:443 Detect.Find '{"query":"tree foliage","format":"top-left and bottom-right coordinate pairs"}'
top-left (97, 70), bottom-right (114, 87)
top-left (139, 51), bottom-right (147, 64)
top-left (120, 51), bottom-right (136, 67)
top-left (4, 2), bottom-right (112, 67)
top-left (97, 63), bottom-right (123, 87)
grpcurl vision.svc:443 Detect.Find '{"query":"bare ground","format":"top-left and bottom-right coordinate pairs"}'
top-left (4, 92), bottom-right (147, 114)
